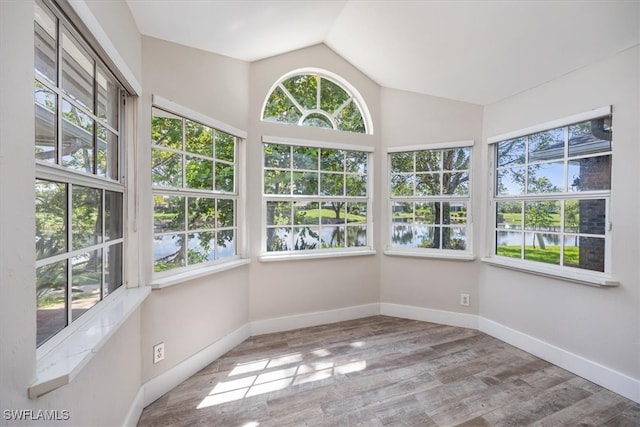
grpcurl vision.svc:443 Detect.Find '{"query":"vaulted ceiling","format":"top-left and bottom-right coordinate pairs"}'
top-left (125, 0), bottom-right (639, 105)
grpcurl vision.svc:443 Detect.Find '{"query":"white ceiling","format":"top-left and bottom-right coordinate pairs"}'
top-left (125, 0), bottom-right (639, 105)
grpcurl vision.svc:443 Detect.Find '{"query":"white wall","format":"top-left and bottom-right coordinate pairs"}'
top-left (480, 46), bottom-right (640, 380)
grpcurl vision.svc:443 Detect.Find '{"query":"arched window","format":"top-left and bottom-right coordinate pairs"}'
top-left (262, 70), bottom-right (372, 134)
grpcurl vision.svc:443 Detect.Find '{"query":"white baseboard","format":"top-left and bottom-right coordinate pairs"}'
top-left (250, 303), bottom-right (380, 336)
top-left (380, 303), bottom-right (479, 329)
top-left (122, 387), bottom-right (145, 427)
top-left (142, 324), bottom-right (251, 407)
top-left (479, 316), bottom-right (640, 404)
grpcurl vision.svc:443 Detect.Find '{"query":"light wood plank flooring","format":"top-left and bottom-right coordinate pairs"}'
top-left (138, 316), bottom-right (640, 426)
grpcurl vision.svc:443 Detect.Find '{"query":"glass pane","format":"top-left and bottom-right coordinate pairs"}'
top-left (185, 156), bottom-right (213, 190)
top-left (35, 2), bottom-right (57, 84)
top-left (524, 200), bottom-right (560, 232)
top-left (292, 172), bottom-right (318, 195)
top-left (217, 230), bottom-right (235, 259)
top-left (266, 227), bottom-right (292, 252)
top-left (294, 201), bottom-right (320, 225)
top-left (443, 148), bottom-right (470, 171)
top-left (390, 174), bottom-right (414, 197)
top-left (283, 75), bottom-right (317, 111)
top-left (105, 191), bottom-right (123, 240)
top-left (61, 99), bottom-right (94, 173)
top-left (36, 260), bottom-right (67, 347)
top-left (293, 227), bottom-right (319, 250)
top-left (215, 163), bottom-right (234, 193)
top-left (303, 113), bottom-right (332, 129)
top-left (392, 202), bottom-right (413, 223)
top-left (105, 243), bottom-right (123, 297)
top-left (443, 227), bottom-right (466, 250)
top-left (335, 100), bottom-right (365, 133)
top-left (264, 144), bottom-right (290, 168)
top-left (392, 225), bottom-right (414, 247)
top-left (346, 225), bottom-right (367, 247)
top-left (152, 149), bottom-right (182, 188)
top-left (321, 149), bottom-right (344, 171)
top-left (416, 150), bottom-right (440, 172)
top-left (496, 167), bottom-right (525, 196)
top-left (565, 199), bottom-right (606, 235)
top-left (524, 233), bottom-right (561, 265)
top-left (321, 226), bottom-right (345, 248)
top-left (415, 225), bottom-right (438, 249)
top-left (61, 29), bottom-right (94, 110)
top-left (293, 146), bottom-right (319, 170)
top-left (568, 117), bottom-right (611, 157)
top-left (320, 173), bottom-right (344, 196)
top-left (442, 172), bottom-right (469, 195)
top-left (34, 81), bottom-right (57, 163)
top-left (35, 180), bottom-right (66, 260)
top-left (217, 199), bottom-right (234, 228)
top-left (568, 156), bottom-right (611, 191)
top-left (527, 162), bottom-right (563, 193)
top-left (415, 173), bottom-right (440, 196)
top-left (347, 202), bottom-right (367, 225)
top-left (415, 202), bottom-right (437, 224)
top-left (390, 152), bottom-right (413, 173)
top-left (72, 185), bottom-right (102, 250)
top-left (188, 232), bottom-right (215, 264)
top-left (71, 249), bottom-right (102, 321)
top-left (496, 201), bottom-right (522, 230)
top-left (186, 120), bottom-right (213, 156)
top-left (447, 202), bottom-right (467, 225)
top-left (264, 169), bottom-right (291, 194)
top-left (564, 235), bottom-right (604, 272)
top-left (187, 197), bottom-right (215, 230)
top-left (215, 131), bottom-right (235, 162)
top-left (154, 234), bottom-right (185, 272)
top-left (153, 195), bottom-right (185, 233)
top-left (528, 128), bottom-right (564, 163)
top-left (267, 201), bottom-right (291, 226)
top-left (96, 66), bottom-right (119, 129)
top-left (345, 151), bottom-right (367, 174)
top-left (496, 231), bottom-right (522, 258)
top-left (320, 78), bottom-right (349, 114)
top-left (96, 124), bottom-right (118, 180)
top-left (262, 86), bottom-right (302, 124)
top-left (151, 109), bottom-right (183, 149)
top-left (345, 174), bottom-right (366, 197)
top-left (497, 138), bottom-right (525, 167)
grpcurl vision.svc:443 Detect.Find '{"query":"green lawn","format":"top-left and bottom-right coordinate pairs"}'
top-left (497, 245), bottom-right (579, 265)
top-left (302, 208), bottom-right (366, 223)
top-left (499, 212), bottom-right (561, 227)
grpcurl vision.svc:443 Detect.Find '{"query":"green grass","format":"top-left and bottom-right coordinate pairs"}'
top-left (497, 245), bottom-right (579, 265)
top-left (302, 208), bottom-right (366, 223)
top-left (37, 296), bottom-right (64, 308)
top-left (499, 212), bottom-right (561, 227)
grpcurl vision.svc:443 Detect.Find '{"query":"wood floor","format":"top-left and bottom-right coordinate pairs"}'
top-left (138, 316), bottom-right (640, 426)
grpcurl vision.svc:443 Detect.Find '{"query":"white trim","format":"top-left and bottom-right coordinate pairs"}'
top-left (250, 303), bottom-right (380, 336)
top-left (487, 105), bottom-right (612, 144)
top-left (142, 324), bottom-right (251, 406)
top-left (29, 286), bottom-right (151, 398)
top-left (384, 249), bottom-right (476, 261)
top-left (380, 303), bottom-right (478, 329)
top-left (150, 258), bottom-right (250, 289)
top-left (388, 140), bottom-right (474, 153)
top-left (262, 135), bottom-right (374, 153)
top-left (152, 95), bottom-right (247, 138)
top-left (259, 249), bottom-right (376, 263)
top-left (67, 0), bottom-right (142, 96)
top-left (123, 387), bottom-right (145, 427)
top-left (482, 256), bottom-right (619, 287)
top-left (479, 316), bottom-right (640, 404)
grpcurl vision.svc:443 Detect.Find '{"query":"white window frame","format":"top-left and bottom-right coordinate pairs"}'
top-left (483, 106), bottom-right (619, 287)
top-left (150, 95), bottom-right (248, 286)
top-left (384, 140), bottom-right (475, 261)
top-left (259, 136), bottom-right (375, 261)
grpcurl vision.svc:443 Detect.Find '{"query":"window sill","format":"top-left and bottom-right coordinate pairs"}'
top-left (29, 286), bottom-right (151, 399)
top-left (384, 249), bottom-right (476, 261)
top-left (150, 258), bottom-right (251, 289)
top-left (481, 256), bottom-right (619, 287)
top-left (259, 249), bottom-right (376, 262)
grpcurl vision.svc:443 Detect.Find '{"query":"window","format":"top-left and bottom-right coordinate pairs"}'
top-left (262, 138), bottom-right (373, 256)
top-left (151, 104), bottom-right (240, 274)
top-left (388, 143), bottom-right (472, 255)
top-left (262, 71), bottom-right (371, 134)
top-left (34, 0), bottom-right (125, 347)
top-left (490, 108), bottom-right (612, 274)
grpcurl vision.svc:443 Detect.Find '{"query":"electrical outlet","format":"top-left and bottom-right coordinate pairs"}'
top-left (153, 342), bottom-right (165, 364)
top-left (460, 293), bottom-right (470, 306)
